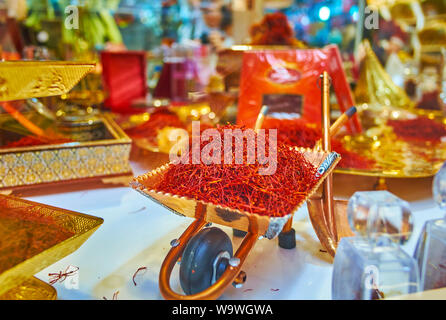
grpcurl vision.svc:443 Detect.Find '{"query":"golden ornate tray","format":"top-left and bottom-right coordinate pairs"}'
top-left (0, 61), bottom-right (95, 101)
top-left (334, 105), bottom-right (446, 179)
top-left (0, 277), bottom-right (57, 300)
top-left (335, 133), bottom-right (445, 178)
top-left (0, 194), bottom-right (103, 299)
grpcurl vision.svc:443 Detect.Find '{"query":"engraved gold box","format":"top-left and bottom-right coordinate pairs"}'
top-left (0, 113), bottom-right (132, 190)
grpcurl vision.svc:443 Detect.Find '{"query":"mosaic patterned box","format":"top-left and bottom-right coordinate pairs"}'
top-left (0, 113), bottom-right (132, 190)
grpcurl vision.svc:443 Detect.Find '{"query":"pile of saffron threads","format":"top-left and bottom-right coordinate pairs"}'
top-left (148, 125), bottom-right (320, 217)
top-left (0, 203), bottom-right (75, 273)
top-left (387, 117), bottom-right (446, 143)
top-left (263, 118), bottom-right (320, 149)
top-left (0, 135), bottom-right (72, 149)
top-left (263, 118), bottom-right (375, 169)
top-left (125, 108), bottom-right (185, 144)
top-left (330, 140), bottom-right (375, 170)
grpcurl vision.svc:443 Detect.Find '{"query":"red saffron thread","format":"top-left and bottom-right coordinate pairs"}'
top-left (48, 266), bottom-right (79, 285)
top-left (128, 207), bottom-right (146, 214)
top-left (387, 117), bottom-right (446, 142)
top-left (132, 267), bottom-right (148, 286)
top-left (103, 290), bottom-right (119, 300)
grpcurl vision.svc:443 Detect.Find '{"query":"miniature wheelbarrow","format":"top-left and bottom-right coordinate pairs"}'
top-left (130, 72), bottom-right (353, 300)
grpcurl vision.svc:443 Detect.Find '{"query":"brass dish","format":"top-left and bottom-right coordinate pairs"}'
top-left (0, 61), bottom-right (95, 101)
top-left (0, 194), bottom-right (103, 298)
top-left (0, 277), bottom-right (57, 300)
top-left (335, 123), bottom-right (446, 179)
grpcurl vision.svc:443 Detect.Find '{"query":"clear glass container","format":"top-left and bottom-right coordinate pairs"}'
top-left (333, 237), bottom-right (420, 299)
top-left (414, 161), bottom-right (446, 290)
top-left (332, 191), bottom-right (420, 299)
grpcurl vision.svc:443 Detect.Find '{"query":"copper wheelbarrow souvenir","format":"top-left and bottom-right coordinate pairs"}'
top-left (131, 147), bottom-right (340, 300)
top-left (130, 72), bottom-right (357, 300)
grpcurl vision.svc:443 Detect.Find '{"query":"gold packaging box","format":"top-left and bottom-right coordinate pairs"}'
top-left (0, 113), bottom-right (132, 190)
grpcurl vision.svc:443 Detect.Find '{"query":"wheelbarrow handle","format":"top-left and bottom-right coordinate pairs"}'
top-left (159, 207), bottom-right (259, 300)
top-left (254, 105), bottom-right (269, 133)
top-left (315, 106), bottom-right (357, 151)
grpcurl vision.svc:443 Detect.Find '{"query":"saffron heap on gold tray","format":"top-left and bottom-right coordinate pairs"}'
top-left (263, 118), bottom-right (320, 148)
top-left (148, 125), bottom-right (320, 217)
top-left (263, 118), bottom-right (375, 169)
top-left (387, 117), bottom-right (446, 142)
top-left (0, 204), bottom-right (75, 274)
top-left (125, 109), bottom-right (185, 144)
top-left (0, 136), bottom-right (73, 149)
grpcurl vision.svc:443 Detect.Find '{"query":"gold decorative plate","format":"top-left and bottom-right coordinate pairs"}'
top-left (334, 118), bottom-right (446, 178)
top-left (0, 194), bottom-right (103, 297)
top-left (131, 148), bottom-right (340, 239)
top-left (0, 276), bottom-right (57, 300)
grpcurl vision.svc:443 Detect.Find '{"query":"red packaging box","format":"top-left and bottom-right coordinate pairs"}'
top-left (101, 51), bottom-right (147, 113)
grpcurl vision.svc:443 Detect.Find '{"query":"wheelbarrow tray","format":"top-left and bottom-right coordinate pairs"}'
top-left (131, 147), bottom-right (340, 239)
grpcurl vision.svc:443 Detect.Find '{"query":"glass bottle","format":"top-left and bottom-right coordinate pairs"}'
top-left (332, 191), bottom-right (420, 299)
top-left (153, 43), bottom-right (188, 103)
top-left (414, 161), bottom-right (446, 290)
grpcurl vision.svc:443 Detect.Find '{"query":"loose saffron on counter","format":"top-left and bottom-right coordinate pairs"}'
top-left (48, 266), bottom-right (79, 285)
top-left (146, 125), bottom-right (321, 218)
top-left (132, 267), bottom-right (148, 286)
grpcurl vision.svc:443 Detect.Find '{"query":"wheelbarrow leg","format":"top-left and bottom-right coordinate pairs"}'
top-left (278, 217), bottom-right (296, 249)
top-left (232, 228), bottom-right (248, 238)
top-left (159, 205), bottom-right (259, 300)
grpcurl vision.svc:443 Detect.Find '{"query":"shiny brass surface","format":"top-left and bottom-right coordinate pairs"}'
top-left (0, 277), bottom-right (57, 300)
top-left (310, 71), bottom-right (338, 257)
top-left (307, 198), bottom-right (354, 257)
top-left (335, 124), bottom-right (446, 178)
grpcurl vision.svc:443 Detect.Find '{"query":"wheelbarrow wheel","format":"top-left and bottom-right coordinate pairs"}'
top-left (179, 227), bottom-right (233, 295)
